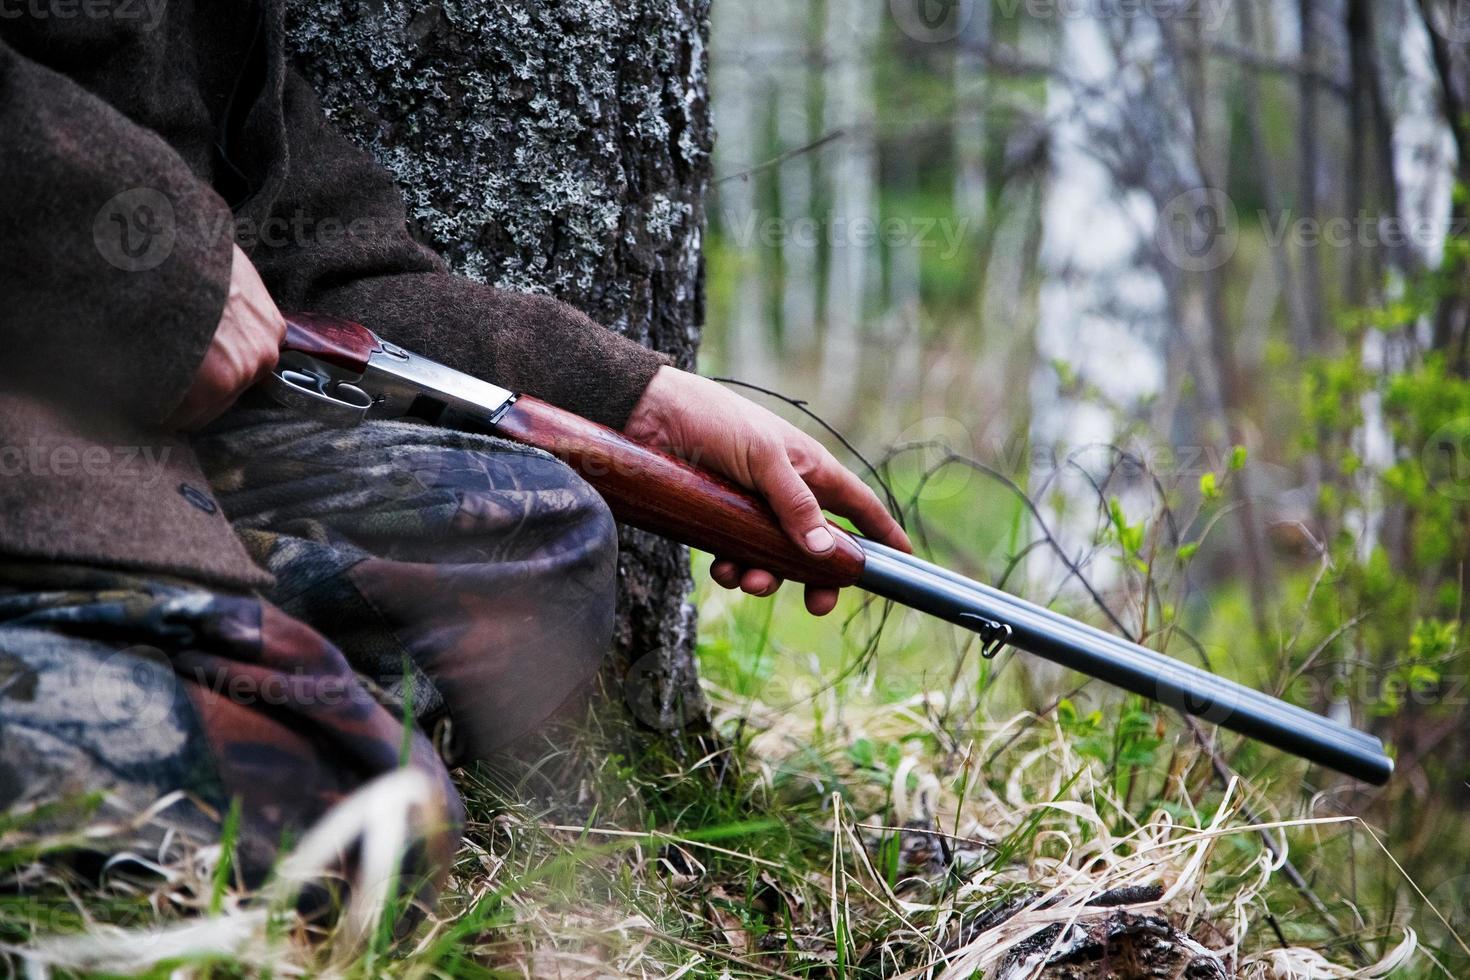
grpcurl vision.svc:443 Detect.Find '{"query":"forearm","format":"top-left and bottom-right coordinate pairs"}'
top-left (251, 70), bottom-right (667, 428)
top-left (287, 272), bottom-right (668, 431)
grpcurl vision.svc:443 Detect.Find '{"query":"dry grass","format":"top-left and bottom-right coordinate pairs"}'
top-left (0, 484), bottom-right (1453, 979)
top-left (0, 667), bottom-right (1441, 978)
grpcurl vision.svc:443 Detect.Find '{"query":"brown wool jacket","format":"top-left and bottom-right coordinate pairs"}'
top-left (0, 1), bottom-right (667, 590)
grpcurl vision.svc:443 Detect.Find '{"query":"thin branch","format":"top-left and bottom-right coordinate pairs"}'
top-left (709, 376), bottom-right (905, 525)
top-left (1417, 0), bottom-right (1470, 167)
top-left (1181, 715), bottom-right (1373, 966)
top-left (885, 442), bottom-right (1133, 637)
top-left (713, 129), bottom-right (846, 186)
top-left (1180, 38), bottom-right (1351, 100)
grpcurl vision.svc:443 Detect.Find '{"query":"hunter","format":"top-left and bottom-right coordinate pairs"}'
top-left (0, 3), bottom-right (909, 892)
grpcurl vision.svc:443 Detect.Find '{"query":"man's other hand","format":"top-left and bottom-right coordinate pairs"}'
top-left (624, 366), bottom-right (912, 616)
top-left (166, 245), bottom-right (286, 431)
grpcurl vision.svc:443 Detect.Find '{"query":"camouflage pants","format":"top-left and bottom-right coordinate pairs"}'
top-left (0, 399), bottom-right (618, 893)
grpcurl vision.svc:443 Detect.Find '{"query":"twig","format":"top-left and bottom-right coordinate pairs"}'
top-left (884, 442), bottom-right (1133, 637)
top-left (1181, 38), bottom-right (1350, 99)
top-left (710, 377), bottom-right (905, 525)
top-left (497, 823), bottom-right (787, 871)
top-left (1179, 715), bottom-right (1371, 966)
top-left (1417, 0), bottom-right (1470, 167)
top-left (1275, 613), bottom-right (1371, 700)
top-left (854, 823), bottom-right (996, 852)
top-left (713, 129), bottom-right (846, 186)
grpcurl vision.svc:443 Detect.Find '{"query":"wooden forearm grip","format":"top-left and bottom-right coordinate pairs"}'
top-left (492, 395), bottom-right (868, 588)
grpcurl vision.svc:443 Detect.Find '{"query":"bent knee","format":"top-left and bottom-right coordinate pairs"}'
top-left (533, 454), bottom-right (619, 598)
top-left (524, 451), bottom-right (617, 547)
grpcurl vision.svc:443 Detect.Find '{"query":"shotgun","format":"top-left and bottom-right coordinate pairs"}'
top-left (267, 313), bottom-right (1394, 785)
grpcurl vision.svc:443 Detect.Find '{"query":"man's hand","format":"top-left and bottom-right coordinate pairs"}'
top-left (166, 244), bottom-right (286, 431)
top-left (624, 366), bottom-right (912, 615)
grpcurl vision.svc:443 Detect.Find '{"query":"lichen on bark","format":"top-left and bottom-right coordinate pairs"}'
top-left (285, 0), bottom-right (713, 735)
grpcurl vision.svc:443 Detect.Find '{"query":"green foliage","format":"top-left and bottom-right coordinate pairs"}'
top-left (1198, 471), bottom-right (1221, 501)
top-left (1263, 225), bottom-right (1470, 970)
top-left (1301, 269), bottom-right (1470, 679)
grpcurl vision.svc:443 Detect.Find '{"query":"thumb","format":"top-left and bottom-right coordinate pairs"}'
top-left (753, 454), bottom-right (836, 555)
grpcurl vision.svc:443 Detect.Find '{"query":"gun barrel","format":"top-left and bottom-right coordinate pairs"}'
top-left (856, 542), bottom-right (1393, 785)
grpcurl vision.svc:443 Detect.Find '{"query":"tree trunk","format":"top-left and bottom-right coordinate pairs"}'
top-left (817, 0), bottom-right (877, 417)
top-left (709, 0), bottom-right (775, 385)
top-left (1297, 0), bottom-right (1325, 348)
top-left (284, 0), bottom-right (713, 738)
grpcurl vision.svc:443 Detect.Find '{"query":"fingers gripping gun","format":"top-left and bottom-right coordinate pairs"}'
top-left (268, 313), bottom-right (1394, 786)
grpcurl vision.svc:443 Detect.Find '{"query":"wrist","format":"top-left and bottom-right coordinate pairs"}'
top-left (624, 364), bottom-right (684, 446)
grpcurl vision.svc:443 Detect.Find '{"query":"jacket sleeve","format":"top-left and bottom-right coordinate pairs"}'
top-left (251, 71), bottom-right (669, 430)
top-left (0, 39), bottom-right (235, 425)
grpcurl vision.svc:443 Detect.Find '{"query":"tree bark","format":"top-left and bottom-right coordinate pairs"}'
top-left (284, 0), bottom-right (713, 737)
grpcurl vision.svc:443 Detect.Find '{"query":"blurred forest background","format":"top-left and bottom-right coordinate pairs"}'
top-left (693, 0), bottom-right (1470, 971)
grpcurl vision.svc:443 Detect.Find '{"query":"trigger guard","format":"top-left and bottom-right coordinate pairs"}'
top-left (264, 367), bottom-right (373, 427)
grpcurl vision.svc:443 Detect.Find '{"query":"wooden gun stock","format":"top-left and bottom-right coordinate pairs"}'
top-left (283, 312), bottom-right (381, 373)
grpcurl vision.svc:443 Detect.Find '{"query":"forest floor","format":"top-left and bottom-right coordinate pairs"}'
top-left (0, 555), bottom-right (1444, 978)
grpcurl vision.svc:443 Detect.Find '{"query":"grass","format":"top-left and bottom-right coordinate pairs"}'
top-left (0, 548), bottom-right (1453, 976)
top-left (0, 452), bottom-right (1460, 977)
